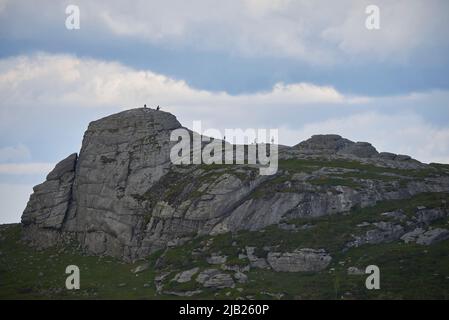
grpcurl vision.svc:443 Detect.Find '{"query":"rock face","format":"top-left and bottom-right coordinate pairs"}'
top-left (22, 153), bottom-right (77, 229)
top-left (21, 108), bottom-right (449, 262)
top-left (22, 109), bottom-right (183, 260)
top-left (22, 153), bottom-right (77, 246)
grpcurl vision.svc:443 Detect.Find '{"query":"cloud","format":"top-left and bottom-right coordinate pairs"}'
top-left (0, 163), bottom-right (54, 175)
top-left (1, 0), bottom-right (448, 64)
top-left (320, 0), bottom-right (449, 59)
top-left (0, 52), bottom-right (449, 166)
top-left (96, 0), bottom-right (449, 63)
top-left (0, 53), bottom-right (358, 111)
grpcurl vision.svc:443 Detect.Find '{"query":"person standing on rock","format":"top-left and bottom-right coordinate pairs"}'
top-left (156, 105), bottom-right (160, 110)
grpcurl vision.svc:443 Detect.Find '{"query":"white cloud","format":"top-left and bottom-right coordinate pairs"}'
top-left (86, 0), bottom-right (449, 63)
top-left (0, 53), bottom-right (356, 110)
top-left (2, 0), bottom-right (448, 64)
top-left (0, 163), bottom-right (54, 175)
top-left (0, 52), bottom-right (449, 165)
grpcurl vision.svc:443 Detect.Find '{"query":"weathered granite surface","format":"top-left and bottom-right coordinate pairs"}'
top-left (21, 108), bottom-right (449, 261)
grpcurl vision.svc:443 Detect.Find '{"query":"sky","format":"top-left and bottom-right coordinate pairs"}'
top-left (1, 0), bottom-right (449, 223)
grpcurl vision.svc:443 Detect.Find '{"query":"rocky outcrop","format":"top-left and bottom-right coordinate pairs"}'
top-left (173, 267), bottom-right (200, 283)
top-left (206, 254), bottom-right (227, 265)
top-left (294, 135), bottom-right (378, 159)
top-left (21, 108), bottom-right (449, 262)
top-left (294, 134), bottom-right (355, 155)
top-left (347, 267), bottom-right (365, 275)
top-left (416, 228), bottom-right (449, 245)
top-left (400, 227), bottom-right (449, 245)
top-left (22, 153), bottom-right (77, 230)
top-left (349, 222), bottom-right (406, 247)
top-left (22, 109), bottom-right (183, 260)
top-left (196, 269), bottom-right (235, 289)
top-left (266, 249), bottom-right (332, 272)
top-left (21, 153), bottom-right (77, 247)
top-left (349, 207), bottom-right (449, 248)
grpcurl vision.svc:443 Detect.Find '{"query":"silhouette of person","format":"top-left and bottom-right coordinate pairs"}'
top-left (144, 104), bottom-right (147, 108)
top-left (156, 105), bottom-right (160, 110)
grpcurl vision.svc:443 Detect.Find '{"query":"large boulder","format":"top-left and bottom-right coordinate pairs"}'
top-left (416, 228), bottom-right (449, 245)
top-left (196, 269), bottom-right (235, 288)
top-left (266, 249), bottom-right (332, 272)
top-left (22, 153), bottom-right (77, 233)
top-left (173, 267), bottom-right (200, 283)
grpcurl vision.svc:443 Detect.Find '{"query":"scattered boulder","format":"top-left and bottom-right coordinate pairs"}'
top-left (196, 269), bottom-right (235, 289)
top-left (416, 228), bottom-right (449, 246)
top-left (356, 222), bottom-right (371, 227)
top-left (245, 246), bottom-right (270, 269)
top-left (350, 222), bottom-right (405, 247)
top-left (381, 210), bottom-right (407, 221)
top-left (154, 272), bottom-right (170, 293)
top-left (173, 267), bottom-right (200, 283)
top-left (165, 290), bottom-right (202, 297)
top-left (414, 209), bottom-right (447, 225)
top-left (401, 228), bottom-right (425, 243)
top-left (267, 249), bottom-right (332, 272)
top-left (233, 271), bottom-right (248, 284)
top-left (207, 254), bottom-right (227, 265)
top-left (131, 262), bottom-right (150, 274)
top-left (347, 267), bottom-right (364, 275)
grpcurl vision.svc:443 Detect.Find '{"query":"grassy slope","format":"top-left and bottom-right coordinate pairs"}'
top-left (1, 156), bottom-right (449, 300)
top-left (1, 193), bottom-right (448, 299)
top-left (0, 224), bottom-right (159, 300)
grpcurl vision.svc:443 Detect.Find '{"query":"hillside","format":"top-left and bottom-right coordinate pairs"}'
top-left (1, 107), bottom-right (449, 299)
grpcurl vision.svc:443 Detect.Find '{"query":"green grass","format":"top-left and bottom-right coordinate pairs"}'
top-left (238, 240), bottom-right (449, 300)
top-left (279, 158), bottom-right (445, 179)
top-left (1, 192), bottom-right (449, 299)
top-left (0, 224), bottom-right (159, 299)
top-left (309, 176), bottom-right (362, 189)
top-left (249, 158), bottom-right (446, 198)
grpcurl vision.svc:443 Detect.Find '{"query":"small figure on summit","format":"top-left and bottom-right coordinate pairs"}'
top-left (144, 104), bottom-right (147, 108)
top-left (156, 105), bottom-right (160, 111)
